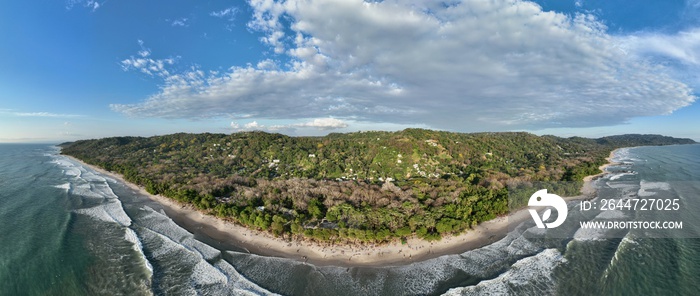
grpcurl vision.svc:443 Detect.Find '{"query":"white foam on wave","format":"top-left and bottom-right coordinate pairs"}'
top-left (609, 148), bottom-right (648, 169)
top-left (573, 227), bottom-right (608, 241)
top-left (609, 172), bottom-right (636, 181)
top-left (52, 156), bottom-right (114, 186)
top-left (183, 237), bottom-right (221, 261)
top-left (74, 199), bottom-right (132, 227)
top-left (71, 183), bottom-right (104, 199)
top-left (459, 226), bottom-right (542, 266)
top-left (595, 209), bottom-right (628, 220)
top-left (638, 180), bottom-right (672, 197)
top-left (50, 157), bottom-right (82, 177)
top-left (192, 260), bottom-right (229, 286)
top-left (93, 181), bottom-right (118, 198)
top-left (605, 182), bottom-right (637, 190)
top-left (49, 155), bottom-right (272, 294)
top-left (53, 183), bottom-right (71, 191)
top-left (64, 167), bottom-right (81, 178)
top-left (71, 181), bottom-right (120, 201)
top-left (78, 169), bottom-right (108, 184)
top-left (139, 227), bottom-right (274, 295)
top-left (394, 255), bottom-right (468, 294)
top-left (310, 257), bottom-right (388, 295)
top-left (52, 155), bottom-right (133, 226)
top-left (443, 249), bottom-right (566, 295)
top-left (138, 206), bottom-right (222, 260)
top-left (214, 257), bottom-right (279, 296)
top-left (611, 148), bottom-right (631, 163)
top-left (603, 235), bottom-right (636, 279)
top-left (125, 228), bottom-right (154, 276)
top-left (385, 225), bottom-right (545, 295)
top-left (138, 227), bottom-right (201, 295)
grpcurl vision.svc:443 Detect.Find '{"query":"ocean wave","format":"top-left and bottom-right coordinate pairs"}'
top-left (442, 249), bottom-right (566, 295)
top-left (610, 148), bottom-right (648, 166)
top-left (604, 181), bottom-right (638, 190)
top-left (602, 235), bottom-right (637, 279)
top-left (52, 156), bottom-right (116, 186)
top-left (50, 158), bottom-right (82, 178)
top-left (49, 154), bottom-right (273, 295)
top-left (53, 183), bottom-right (71, 191)
top-left (74, 199), bottom-right (132, 227)
top-left (125, 227), bottom-right (154, 277)
top-left (71, 183), bottom-right (105, 199)
top-left (637, 180), bottom-right (672, 197)
top-left (225, 223), bottom-right (546, 296)
top-left (594, 207), bottom-right (629, 220)
top-left (411, 236), bottom-right (532, 293)
top-left (138, 227), bottom-right (274, 295)
top-left (573, 227), bottom-right (609, 241)
top-left (392, 224), bottom-right (543, 294)
top-left (138, 206), bottom-right (222, 261)
top-left (52, 155), bottom-right (133, 226)
top-left (191, 260), bottom-right (229, 286)
top-left (609, 172), bottom-right (637, 181)
top-left (212, 258), bottom-right (279, 296)
top-left (611, 148), bottom-right (631, 163)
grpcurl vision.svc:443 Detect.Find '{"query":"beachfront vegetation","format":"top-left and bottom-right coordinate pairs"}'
top-left (60, 130), bottom-right (694, 243)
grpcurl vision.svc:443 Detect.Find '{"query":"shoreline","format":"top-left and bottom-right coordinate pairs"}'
top-left (576, 148), bottom-right (620, 200)
top-left (62, 149), bottom-right (617, 267)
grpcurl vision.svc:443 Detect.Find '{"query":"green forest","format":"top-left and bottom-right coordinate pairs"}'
top-left (60, 129), bottom-right (694, 243)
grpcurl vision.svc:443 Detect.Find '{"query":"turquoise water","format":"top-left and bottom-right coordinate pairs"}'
top-left (446, 144), bottom-right (700, 295)
top-left (552, 145), bottom-right (700, 296)
top-left (0, 144), bottom-right (698, 295)
top-left (0, 145), bottom-right (89, 295)
top-left (0, 145), bottom-right (151, 295)
top-left (0, 145), bottom-right (269, 295)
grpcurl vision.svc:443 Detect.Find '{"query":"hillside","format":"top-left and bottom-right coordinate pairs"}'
top-left (60, 130), bottom-right (695, 242)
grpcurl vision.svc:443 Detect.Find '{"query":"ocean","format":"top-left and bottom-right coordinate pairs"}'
top-left (0, 143), bottom-right (698, 295)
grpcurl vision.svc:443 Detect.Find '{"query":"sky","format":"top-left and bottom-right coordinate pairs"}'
top-left (1, 0), bottom-right (700, 143)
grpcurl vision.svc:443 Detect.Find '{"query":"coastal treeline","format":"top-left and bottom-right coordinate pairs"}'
top-left (60, 129), bottom-right (694, 243)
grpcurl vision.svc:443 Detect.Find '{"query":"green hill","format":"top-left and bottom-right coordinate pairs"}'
top-left (60, 130), bottom-right (695, 242)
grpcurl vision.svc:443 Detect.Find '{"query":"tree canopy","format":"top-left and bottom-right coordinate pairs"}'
top-left (60, 130), bottom-right (695, 243)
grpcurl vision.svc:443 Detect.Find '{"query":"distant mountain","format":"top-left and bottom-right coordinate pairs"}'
top-left (596, 134), bottom-right (695, 146)
top-left (61, 129), bottom-right (695, 242)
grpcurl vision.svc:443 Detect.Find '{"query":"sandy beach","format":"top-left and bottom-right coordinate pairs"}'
top-left (64, 150), bottom-right (616, 267)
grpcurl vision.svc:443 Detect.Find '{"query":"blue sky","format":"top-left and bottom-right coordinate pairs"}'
top-left (1, 0), bottom-right (699, 142)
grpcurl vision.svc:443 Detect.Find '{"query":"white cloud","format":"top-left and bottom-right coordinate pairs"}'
top-left (120, 40), bottom-right (177, 77)
top-left (112, 0), bottom-right (696, 131)
top-left (66, 0), bottom-right (101, 11)
top-left (235, 120), bottom-right (291, 132)
top-left (211, 6), bottom-right (240, 30)
top-left (88, 1), bottom-right (99, 11)
top-left (620, 28), bottom-right (700, 89)
top-left (293, 118), bottom-right (348, 129)
top-left (620, 29), bottom-right (700, 66)
top-left (244, 121), bottom-right (264, 129)
top-left (171, 18), bottom-right (189, 27)
top-left (137, 40), bottom-right (150, 57)
top-left (210, 7), bottom-right (239, 19)
top-left (13, 112), bottom-right (84, 118)
top-left (230, 118), bottom-right (348, 133)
